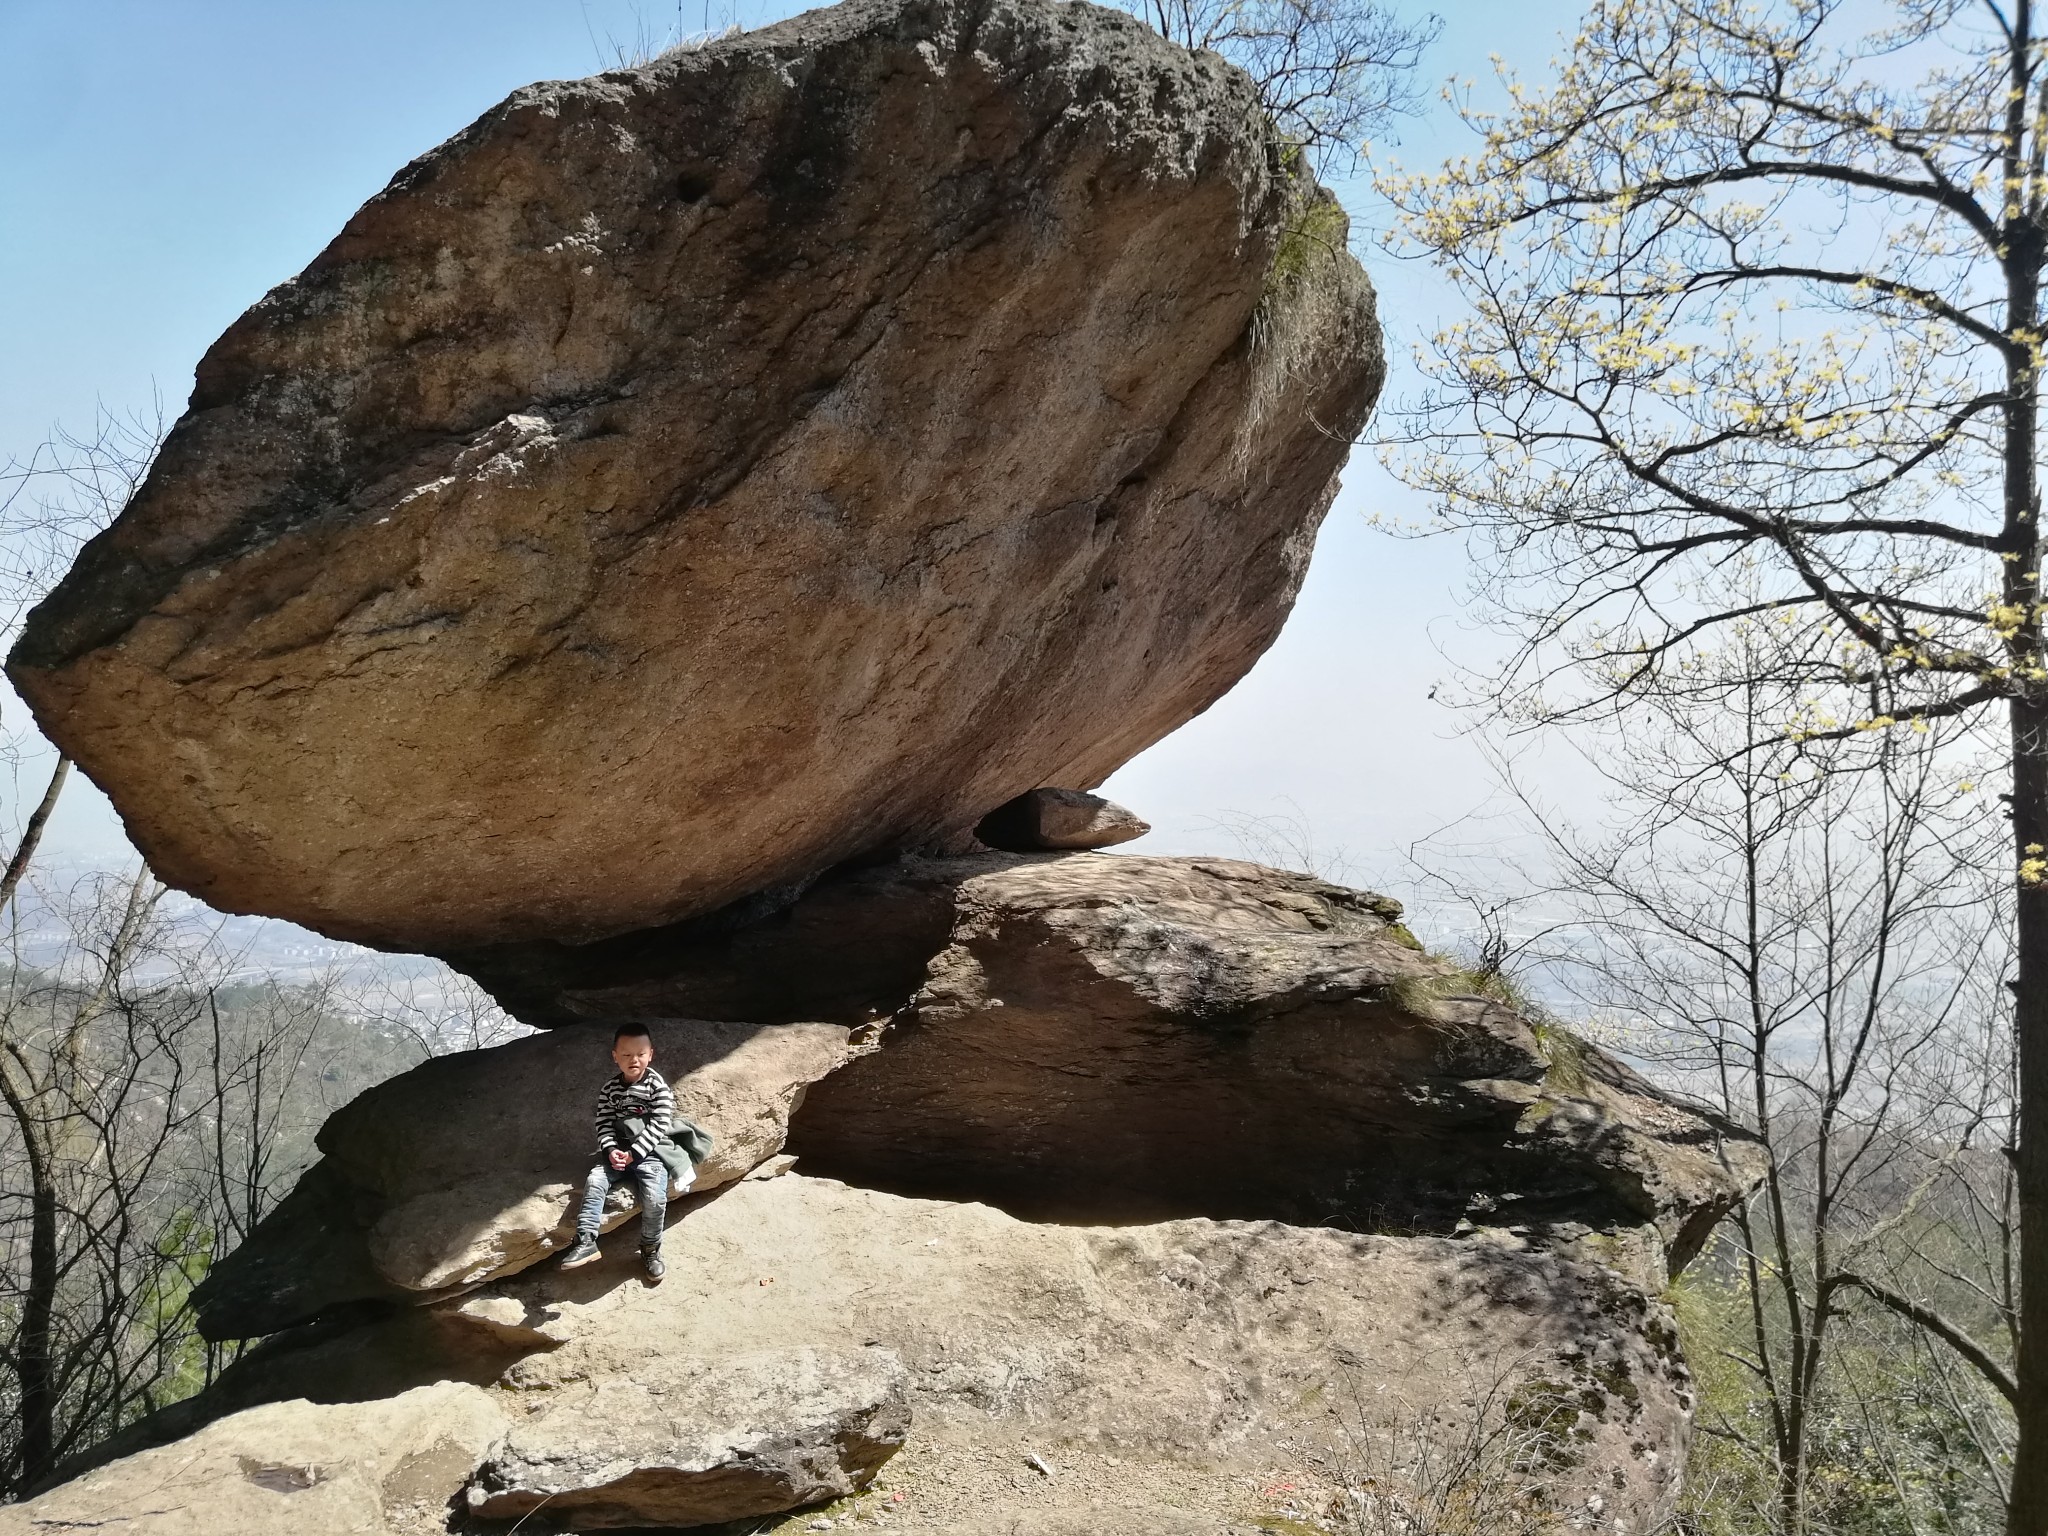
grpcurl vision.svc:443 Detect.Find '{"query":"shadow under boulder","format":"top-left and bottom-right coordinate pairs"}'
top-left (770, 854), bottom-right (1761, 1279)
top-left (442, 857), bottom-right (969, 1029)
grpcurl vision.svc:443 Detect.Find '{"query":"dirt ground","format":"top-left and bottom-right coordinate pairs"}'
top-left (683, 1416), bottom-right (1354, 1535)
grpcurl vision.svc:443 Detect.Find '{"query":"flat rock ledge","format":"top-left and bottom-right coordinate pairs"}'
top-left (33, 1176), bottom-right (1700, 1535)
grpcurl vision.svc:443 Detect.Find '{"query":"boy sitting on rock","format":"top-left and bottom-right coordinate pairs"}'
top-left (558, 1024), bottom-right (674, 1280)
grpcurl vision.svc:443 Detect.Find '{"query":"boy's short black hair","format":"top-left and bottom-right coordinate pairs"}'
top-left (611, 1024), bottom-right (653, 1046)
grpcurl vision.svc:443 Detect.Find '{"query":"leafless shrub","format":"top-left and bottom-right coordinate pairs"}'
top-left (1316, 1359), bottom-right (1576, 1536)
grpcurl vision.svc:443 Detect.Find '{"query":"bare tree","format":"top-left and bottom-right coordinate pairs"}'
top-left (0, 406), bottom-right (159, 660)
top-left (1116, 0), bottom-right (1437, 175)
top-left (0, 871), bottom-right (169, 1494)
top-left (0, 867), bottom-right (436, 1496)
top-left (1410, 655), bottom-right (2016, 1531)
top-left (1323, 1353), bottom-right (1579, 1536)
top-left (1384, 4), bottom-right (2048, 1525)
top-left (349, 966), bottom-right (528, 1059)
top-left (0, 405), bottom-right (163, 922)
top-left (0, 416), bottom-right (446, 1493)
top-left (1206, 797), bottom-right (1360, 883)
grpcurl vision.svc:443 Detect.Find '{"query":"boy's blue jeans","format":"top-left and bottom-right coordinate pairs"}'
top-left (575, 1154), bottom-right (667, 1248)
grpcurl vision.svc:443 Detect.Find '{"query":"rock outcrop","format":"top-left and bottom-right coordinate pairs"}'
top-left (449, 851), bottom-right (1761, 1282)
top-left (7, 0), bottom-right (1381, 953)
top-left (199, 855), bottom-right (1757, 1350)
top-left (465, 1345), bottom-right (911, 1528)
top-left (0, 1384), bottom-right (507, 1536)
top-left (0, 0), bottom-right (1761, 1527)
top-left (45, 1176), bottom-right (1699, 1534)
top-left (786, 853), bottom-right (1757, 1279)
top-left (192, 1019), bottom-right (853, 1337)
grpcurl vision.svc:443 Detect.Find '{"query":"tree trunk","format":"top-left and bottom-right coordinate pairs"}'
top-left (2002, 30), bottom-right (2043, 1504)
top-left (2012, 696), bottom-right (2048, 1534)
top-left (10, 1120), bottom-right (58, 1496)
top-left (0, 756), bottom-right (68, 918)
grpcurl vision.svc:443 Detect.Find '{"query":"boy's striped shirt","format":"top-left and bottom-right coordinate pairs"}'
top-left (595, 1067), bottom-right (675, 1158)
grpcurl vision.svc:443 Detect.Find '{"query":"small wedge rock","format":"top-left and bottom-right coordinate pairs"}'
top-left (974, 787), bottom-right (1151, 850)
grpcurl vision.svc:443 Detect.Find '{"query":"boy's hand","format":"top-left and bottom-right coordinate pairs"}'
top-left (608, 1148), bottom-right (631, 1171)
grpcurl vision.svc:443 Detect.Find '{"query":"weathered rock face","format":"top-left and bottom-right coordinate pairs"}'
top-left (62, 1176), bottom-right (1700, 1534)
top-left (191, 1019), bottom-right (852, 1337)
top-left (445, 850), bottom-right (1424, 1030)
top-left (452, 851), bottom-right (1762, 1282)
top-left (197, 859), bottom-right (1754, 1343)
top-left (785, 854), bottom-right (1760, 1279)
top-left (8, 0), bottom-right (1381, 952)
top-left (466, 1345), bottom-right (911, 1527)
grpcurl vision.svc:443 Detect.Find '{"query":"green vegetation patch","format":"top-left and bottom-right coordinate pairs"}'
top-left (1268, 191), bottom-right (1353, 291)
top-left (1530, 1021), bottom-right (1590, 1096)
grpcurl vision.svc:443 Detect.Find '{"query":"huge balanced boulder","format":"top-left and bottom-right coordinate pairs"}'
top-left (7, 0), bottom-right (1381, 951)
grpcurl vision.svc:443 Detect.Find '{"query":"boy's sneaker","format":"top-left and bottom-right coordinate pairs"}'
top-left (559, 1235), bottom-right (601, 1269)
top-left (640, 1245), bottom-right (665, 1282)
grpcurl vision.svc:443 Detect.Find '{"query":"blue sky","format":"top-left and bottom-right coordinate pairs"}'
top-left (0, 0), bottom-right (1598, 909)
